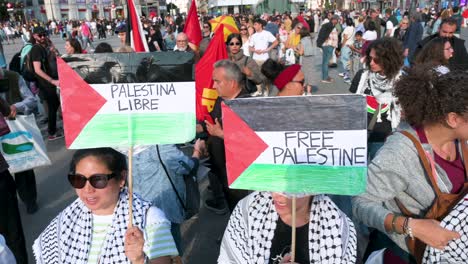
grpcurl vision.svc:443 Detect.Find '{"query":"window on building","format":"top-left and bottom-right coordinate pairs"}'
top-left (59, 0), bottom-right (68, 3)
top-left (76, 0), bottom-right (86, 4)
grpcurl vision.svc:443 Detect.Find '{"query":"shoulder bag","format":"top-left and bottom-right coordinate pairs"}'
top-left (155, 145), bottom-right (200, 220)
top-left (395, 131), bottom-right (468, 263)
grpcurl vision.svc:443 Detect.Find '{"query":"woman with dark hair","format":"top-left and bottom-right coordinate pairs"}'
top-left (353, 65), bottom-right (468, 263)
top-left (219, 192), bottom-right (357, 262)
top-left (350, 37), bottom-right (404, 158)
top-left (33, 148), bottom-right (178, 263)
top-left (94, 42), bottom-right (113, 53)
top-left (148, 25), bottom-right (164, 52)
top-left (64, 38), bottom-right (83, 54)
top-left (226, 33), bottom-right (263, 95)
top-left (415, 37), bottom-right (453, 68)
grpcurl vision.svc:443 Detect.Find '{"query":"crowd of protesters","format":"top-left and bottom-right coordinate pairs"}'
top-left (0, 3), bottom-right (467, 264)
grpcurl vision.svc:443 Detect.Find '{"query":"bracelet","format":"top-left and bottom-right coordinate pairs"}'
top-left (406, 217), bottom-right (415, 240)
top-left (402, 217), bottom-right (409, 235)
top-left (391, 214), bottom-right (399, 234)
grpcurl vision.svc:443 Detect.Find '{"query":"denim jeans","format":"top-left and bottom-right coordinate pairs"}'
top-left (321, 46), bottom-right (334, 80)
top-left (339, 46), bottom-right (352, 77)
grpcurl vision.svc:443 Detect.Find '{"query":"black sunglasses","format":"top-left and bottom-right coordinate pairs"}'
top-left (68, 172), bottom-right (117, 189)
top-left (229, 42), bottom-right (241, 46)
top-left (37, 34), bottom-right (46, 38)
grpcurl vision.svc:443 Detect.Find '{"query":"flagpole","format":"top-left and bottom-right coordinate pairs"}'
top-left (291, 197), bottom-right (296, 262)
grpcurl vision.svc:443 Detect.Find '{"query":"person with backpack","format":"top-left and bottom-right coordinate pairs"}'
top-left (29, 26), bottom-right (62, 140)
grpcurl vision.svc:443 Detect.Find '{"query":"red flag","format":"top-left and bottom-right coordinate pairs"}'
top-left (126, 0), bottom-right (149, 52)
top-left (195, 25), bottom-right (228, 122)
top-left (184, 0), bottom-right (202, 47)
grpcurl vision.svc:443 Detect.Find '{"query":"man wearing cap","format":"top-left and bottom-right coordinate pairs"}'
top-left (30, 26), bottom-right (62, 140)
top-left (202, 60), bottom-right (250, 214)
top-left (116, 24), bottom-right (127, 46)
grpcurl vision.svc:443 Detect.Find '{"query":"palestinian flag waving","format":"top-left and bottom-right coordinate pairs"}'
top-left (126, 0), bottom-right (149, 52)
top-left (222, 95), bottom-right (368, 195)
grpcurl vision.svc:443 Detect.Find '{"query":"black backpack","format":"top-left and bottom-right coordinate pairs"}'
top-left (9, 52), bottom-right (22, 73)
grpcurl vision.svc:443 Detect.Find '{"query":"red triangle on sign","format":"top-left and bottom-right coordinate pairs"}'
top-left (222, 102), bottom-right (268, 186)
top-left (57, 57), bottom-right (107, 148)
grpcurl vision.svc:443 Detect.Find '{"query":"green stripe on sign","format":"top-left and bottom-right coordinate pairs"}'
top-left (230, 164), bottom-right (367, 195)
top-left (70, 113), bottom-right (195, 149)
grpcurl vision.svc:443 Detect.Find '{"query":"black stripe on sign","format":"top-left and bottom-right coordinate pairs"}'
top-left (224, 94), bottom-right (367, 131)
top-left (62, 52), bottom-right (195, 84)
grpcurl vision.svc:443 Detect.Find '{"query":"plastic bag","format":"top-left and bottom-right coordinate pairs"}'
top-left (0, 114), bottom-right (51, 173)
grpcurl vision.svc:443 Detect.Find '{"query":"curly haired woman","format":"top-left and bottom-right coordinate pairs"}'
top-left (353, 65), bottom-right (468, 263)
top-left (349, 37), bottom-right (404, 158)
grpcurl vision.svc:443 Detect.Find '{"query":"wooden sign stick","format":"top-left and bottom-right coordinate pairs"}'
top-left (128, 146), bottom-right (134, 227)
top-left (291, 196), bottom-right (297, 262)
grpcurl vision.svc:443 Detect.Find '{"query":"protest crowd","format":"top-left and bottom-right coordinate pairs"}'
top-left (0, 1), bottom-right (468, 264)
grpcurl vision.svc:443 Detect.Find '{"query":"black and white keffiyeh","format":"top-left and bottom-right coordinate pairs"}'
top-left (356, 69), bottom-right (402, 129)
top-left (33, 188), bottom-right (151, 264)
top-left (423, 194), bottom-right (468, 264)
top-left (218, 192), bottom-right (357, 263)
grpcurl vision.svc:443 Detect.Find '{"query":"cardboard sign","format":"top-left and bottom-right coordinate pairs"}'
top-left (58, 52), bottom-right (196, 149)
top-left (222, 95), bottom-right (368, 195)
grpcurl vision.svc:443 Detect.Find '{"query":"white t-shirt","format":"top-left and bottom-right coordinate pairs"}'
top-left (342, 26), bottom-right (355, 46)
top-left (363, 30), bottom-right (377, 41)
top-left (386, 20), bottom-right (395, 37)
top-left (249, 30), bottom-right (277, 61)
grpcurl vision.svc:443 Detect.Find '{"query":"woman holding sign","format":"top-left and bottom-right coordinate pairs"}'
top-left (33, 148), bottom-right (178, 264)
top-left (218, 192), bottom-right (357, 263)
top-left (353, 66), bottom-right (468, 263)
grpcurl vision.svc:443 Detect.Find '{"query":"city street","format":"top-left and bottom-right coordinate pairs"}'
top-left (2, 27), bottom-right (467, 263)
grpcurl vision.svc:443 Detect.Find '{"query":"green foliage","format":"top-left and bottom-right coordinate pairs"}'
top-left (324, 0), bottom-right (332, 10)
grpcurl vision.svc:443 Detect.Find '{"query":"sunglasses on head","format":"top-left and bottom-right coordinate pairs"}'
top-left (240, 28), bottom-right (247, 30)
top-left (229, 42), bottom-right (241, 46)
top-left (68, 172), bottom-right (117, 189)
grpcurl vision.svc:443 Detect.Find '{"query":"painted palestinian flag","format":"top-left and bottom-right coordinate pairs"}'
top-left (367, 95), bottom-right (389, 114)
top-left (58, 52), bottom-right (196, 149)
top-left (222, 95), bottom-right (368, 195)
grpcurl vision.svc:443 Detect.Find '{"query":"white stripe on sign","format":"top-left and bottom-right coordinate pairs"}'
top-left (254, 130), bottom-right (367, 167)
top-left (92, 82), bottom-right (195, 114)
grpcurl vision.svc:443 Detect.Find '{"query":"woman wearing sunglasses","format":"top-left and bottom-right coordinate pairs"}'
top-left (33, 148), bottom-right (178, 264)
top-left (226, 33), bottom-right (263, 94)
top-left (349, 37), bottom-right (404, 160)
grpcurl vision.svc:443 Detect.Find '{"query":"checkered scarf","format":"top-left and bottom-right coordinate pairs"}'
top-left (33, 188), bottom-right (151, 264)
top-left (423, 194), bottom-right (468, 264)
top-left (218, 192), bottom-right (357, 263)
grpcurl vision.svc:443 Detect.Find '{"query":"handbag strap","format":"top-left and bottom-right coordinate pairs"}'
top-left (461, 141), bottom-right (468, 179)
top-left (155, 145), bottom-right (187, 210)
top-left (400, 131), bottom-right (442, 196)
top-left (395, 131), bottom-right (444, 217)
top-left (243, 56), bottom-right (249, 67)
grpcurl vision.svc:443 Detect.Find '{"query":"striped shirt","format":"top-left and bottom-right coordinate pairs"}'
top-left (87, 207), bottom-right (178, 263)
